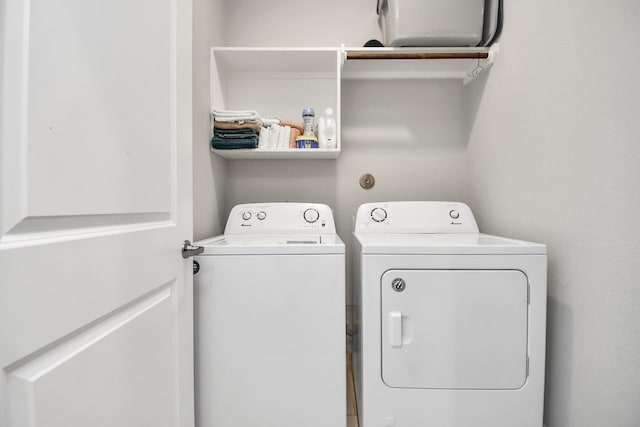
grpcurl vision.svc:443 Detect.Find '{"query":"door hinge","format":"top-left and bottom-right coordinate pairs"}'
top-left (182, 240), bottom-right (204, 258)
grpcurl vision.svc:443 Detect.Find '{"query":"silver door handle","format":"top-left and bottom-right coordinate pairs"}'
top-left (182, 240), bottom-right (204, 258)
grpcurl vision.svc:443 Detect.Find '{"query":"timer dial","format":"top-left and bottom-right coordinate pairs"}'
top-left (303, 208), bottom-right (320, 223)
top-left (370, 207), bottom-right (388, 223)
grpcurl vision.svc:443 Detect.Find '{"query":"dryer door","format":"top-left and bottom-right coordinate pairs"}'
top-left (381, 269), bottom-right (528, 390)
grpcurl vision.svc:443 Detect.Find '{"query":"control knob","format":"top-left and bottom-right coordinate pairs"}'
top-left (303, 208), bottom-right (320, 223)
top-left (257, 211), bottom-right (267, 220)
top-left (371, 207), bottom-right (388, 223)
top-left (242, 212), bottom-right (252, 221)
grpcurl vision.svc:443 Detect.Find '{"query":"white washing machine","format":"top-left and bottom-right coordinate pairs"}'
top-left (352, 201), bottom-right (547, 427)
top-left (194, 202), bottom-right (345, 427)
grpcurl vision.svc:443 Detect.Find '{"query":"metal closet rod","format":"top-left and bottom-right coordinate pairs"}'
top-left (346, 52), bottom-right (490, 60)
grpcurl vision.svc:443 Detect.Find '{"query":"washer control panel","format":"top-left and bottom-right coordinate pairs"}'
top-left (354, 201), bottom-right (479, 234)
top-left (226, 203), bottom-right (336, 234)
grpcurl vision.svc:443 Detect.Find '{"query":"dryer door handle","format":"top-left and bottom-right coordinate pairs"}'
top-left (389, 311), bottom-right (403, 348)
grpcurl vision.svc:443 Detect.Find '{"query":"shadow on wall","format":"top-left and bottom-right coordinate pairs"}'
top-left (210, 153), bottom-right (227, 231)
top-left (544, 275), bottom-right (574, 427)
top-left (463, 68), bottom-right (491, 146)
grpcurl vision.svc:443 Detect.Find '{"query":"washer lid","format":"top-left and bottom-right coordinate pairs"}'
top-left (195, 234), bottom-right (345, 255)
top-left (355, 233), bottom-right (546, 255)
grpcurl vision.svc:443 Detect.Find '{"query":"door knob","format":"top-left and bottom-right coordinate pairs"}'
top-left (182, 240), bottom-right (204, 258)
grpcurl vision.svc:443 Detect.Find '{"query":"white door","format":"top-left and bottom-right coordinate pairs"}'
top-left (0, 0), bottom-right (193, 426)
top-left (381, 269), bottom-right (529, 390)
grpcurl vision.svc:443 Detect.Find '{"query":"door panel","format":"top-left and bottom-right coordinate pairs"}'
top-left (6, 286), bottom-right (174, 427)
top-left (0, 0), bottom-right (193, 425)
top-left (2, 0), bottom-right (173, 234)
top-left (381, 269), bottom-right (528, 390)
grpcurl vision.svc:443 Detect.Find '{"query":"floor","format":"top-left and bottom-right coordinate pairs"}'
top-left (347, 353), bottom-right (358, 427)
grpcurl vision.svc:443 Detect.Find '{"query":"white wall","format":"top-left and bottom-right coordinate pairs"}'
top-left (192, 0), bottom-right (226, 240)
top-left (222, 0), bottom-right (380, 48)
top-left (467, 2), bottom-right (640, 426)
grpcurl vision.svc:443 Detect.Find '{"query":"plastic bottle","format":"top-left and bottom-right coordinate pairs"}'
top-left (297, 107), bottom-right (319, 149)
top-left (317, 115), bottom-right (328, 148)
top-left (320, 108), bottom-right (336, 149)
top-left (302, 108), bottom-right (315, 136)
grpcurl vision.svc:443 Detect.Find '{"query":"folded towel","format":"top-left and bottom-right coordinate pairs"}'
top-left (213, 127), bottom-right (259, 136)
top-left (214, 120), bottom-right (262, 132)
top-left (212, 109), bottom-right (260, 124)
top-left (277, 126), bottom-right (291, 149)
top-left (268, 124), bottom-right (280, 149)
top-left (212, 128), bottom-right (259, 150)
top-left (214, 117), bottom-right (260, 124)
top-left (212, 137), bottom-right (258, 150)
top-left (261, 118), bottom-right (280, 127)
top-left (212, 108), bottom-right (259, 117)
top-left (280, 120), bottom-right (305, 134)
top-left (258, 127), bottom-right (269, 149)
top-left (213, 136), bottom-right (258, 146)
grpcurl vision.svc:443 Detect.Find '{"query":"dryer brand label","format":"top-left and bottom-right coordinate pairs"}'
top-left (391, 278), bottom-right (406, 292)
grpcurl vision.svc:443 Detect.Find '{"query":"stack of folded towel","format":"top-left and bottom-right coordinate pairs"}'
top-left (211, 109), bottom-right (261, 150)
top-left (211, 109), bottom-right (306, 151)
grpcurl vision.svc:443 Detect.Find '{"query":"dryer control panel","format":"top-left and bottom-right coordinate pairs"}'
top-left (354, 201), bottom-right (479, 234)
top-left (225, 203), bottom-right (336, 234)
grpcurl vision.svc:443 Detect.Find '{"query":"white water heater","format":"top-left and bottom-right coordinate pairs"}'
top-left (377, 0), bottom-right (501, 47)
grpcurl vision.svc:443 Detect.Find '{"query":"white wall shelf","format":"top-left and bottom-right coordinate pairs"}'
top-left (211, 148), bottom-right (340, 160)
top-left (341, 45), bottom-right (498, 84)
top-left (209, 45), bottom-right (497, 160)
top-left (210, 47), bottom-right (341, 160)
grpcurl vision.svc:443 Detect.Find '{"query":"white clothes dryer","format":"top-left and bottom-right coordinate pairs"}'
top-left (352, 201), bottom-right (546, 427)
top-left (194, 203), bottom-right (345, 427)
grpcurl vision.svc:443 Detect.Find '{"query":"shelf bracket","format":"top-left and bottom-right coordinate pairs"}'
top-left (463, 44), bottom-right (499, 85)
